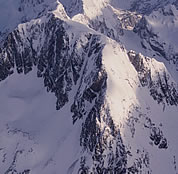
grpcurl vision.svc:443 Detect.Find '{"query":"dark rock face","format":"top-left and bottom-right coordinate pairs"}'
top-left (144, 117), bottom-right (168, 149)
top-left (89, 18), bottom-right (123, 42)
top-left (71, 34), bottom-right (105, 123)
top-left (150, 126), bottom-right (168, 149)
top-left (173, 0), bottom-right (178, 9)
top-left (0, 14), bottom-right (85, 110)
top-left (77, 70), bottom-right (127, 173)
top-left (59, 0), bottom-right (84, 18)
top-left (79, 104), bottom-right (127, 173)
top-left (0, 13), bottom-right (128, 173)
top-left (128, 50), bottom-right (151, 87)
top-left (69, 35), bottom-right (127, 173)
top-left (128, 50), bottom-right (178, 107)
top-left (129, 0), bottom-right (172, 15)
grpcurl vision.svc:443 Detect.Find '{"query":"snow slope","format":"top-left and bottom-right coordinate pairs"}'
top-left (0, 69), bottom-right (82, 174)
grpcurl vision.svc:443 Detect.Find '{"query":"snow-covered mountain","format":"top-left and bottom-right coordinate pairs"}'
top-left (0, 0), bottom-right (178, 173)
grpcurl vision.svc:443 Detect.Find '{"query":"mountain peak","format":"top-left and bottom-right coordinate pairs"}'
top-left (0, 0), bottom-right (178, 173)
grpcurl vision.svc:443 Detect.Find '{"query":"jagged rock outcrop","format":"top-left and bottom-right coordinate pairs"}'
top-left (128, 50), bottom-right (178, 108)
